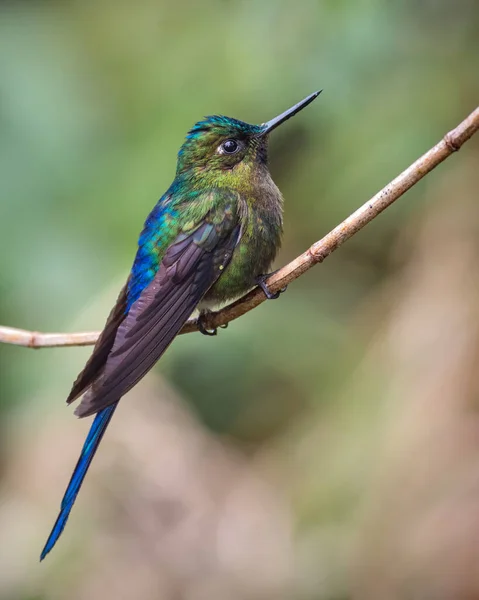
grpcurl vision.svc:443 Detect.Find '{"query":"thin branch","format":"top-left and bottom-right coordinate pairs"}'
top-left (0, 326), bottom-right (99, 348)
top-left (2, 106), bottom-right (479, 349)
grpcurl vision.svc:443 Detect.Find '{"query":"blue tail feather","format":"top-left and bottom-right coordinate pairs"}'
top-left (40, 403), bottom-right (118, 561)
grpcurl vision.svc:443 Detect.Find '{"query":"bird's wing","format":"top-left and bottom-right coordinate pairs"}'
top-left (73, 217), bottom-right (241, 417)
top-left (66, 283), bottom-right (130, 403)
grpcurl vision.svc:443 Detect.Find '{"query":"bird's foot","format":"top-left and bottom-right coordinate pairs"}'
top-left (197, 309), bottom-right (224, 336)
top-left (256, 273), bottom-right (287, 300)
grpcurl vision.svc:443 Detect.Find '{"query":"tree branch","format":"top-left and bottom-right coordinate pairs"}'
top-left (2, 106), bottom-right (479, 349)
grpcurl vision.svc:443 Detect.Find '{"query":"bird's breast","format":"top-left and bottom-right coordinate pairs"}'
top-left (203, 178), bottom-right (283, 306)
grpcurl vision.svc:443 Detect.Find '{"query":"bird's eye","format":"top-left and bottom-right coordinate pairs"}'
top-left (219, 139), bottom-right (240, 154)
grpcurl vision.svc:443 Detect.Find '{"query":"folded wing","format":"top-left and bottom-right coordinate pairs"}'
top-left (72, 219), bottom-right (241, 417)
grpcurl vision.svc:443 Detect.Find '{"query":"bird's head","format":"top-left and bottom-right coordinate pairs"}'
top-left (175, 91), bottom-right (321, 186)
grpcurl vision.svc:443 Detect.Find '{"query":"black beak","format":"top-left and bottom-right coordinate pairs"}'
top-left (259, 90), bottom-right (322, 136)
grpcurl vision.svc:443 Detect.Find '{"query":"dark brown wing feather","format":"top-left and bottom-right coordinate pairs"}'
top-left (73, 222), bottom-right (240, 417)
top-left (66, 282), bottom-right (129, 403)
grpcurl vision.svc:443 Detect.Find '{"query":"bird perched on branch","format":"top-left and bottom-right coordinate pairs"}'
top-left (40, 90), bottom-right (321, 560)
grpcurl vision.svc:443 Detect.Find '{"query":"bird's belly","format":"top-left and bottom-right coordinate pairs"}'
top-left (203, 229), bottom-right (279, 307)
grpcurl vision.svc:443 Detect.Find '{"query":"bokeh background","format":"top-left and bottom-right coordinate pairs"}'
top-left (1, 1), bottom-right (479, 599)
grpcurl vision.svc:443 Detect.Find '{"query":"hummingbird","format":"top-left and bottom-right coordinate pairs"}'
top-left (40, 90), bottom-right (321, 560)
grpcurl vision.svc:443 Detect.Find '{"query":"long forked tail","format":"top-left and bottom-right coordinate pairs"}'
top-left (40, 403), bottom-right (118, 561)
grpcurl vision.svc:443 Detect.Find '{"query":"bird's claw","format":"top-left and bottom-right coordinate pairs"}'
top-left (256, 274), bottom-right (287, 300)
top-left (198, 310), bottom-right (217, 336)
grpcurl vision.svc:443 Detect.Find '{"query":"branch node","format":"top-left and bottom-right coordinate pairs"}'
top-left (444, 132), bottom-right (460, 153)
top-left (309, 246), bottom-right (326, 264)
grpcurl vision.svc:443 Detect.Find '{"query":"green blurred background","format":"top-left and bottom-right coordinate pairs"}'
top-left (1, 1), bottom-right (479, 599)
